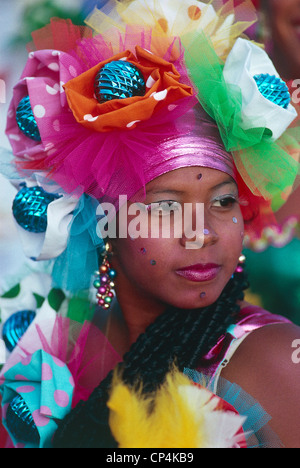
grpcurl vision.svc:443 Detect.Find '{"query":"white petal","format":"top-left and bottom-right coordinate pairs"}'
top-left (223, 38), bottom-right (297, 140)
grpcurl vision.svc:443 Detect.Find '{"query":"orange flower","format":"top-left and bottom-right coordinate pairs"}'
top-left (64, 46), bottom-right (194, 132)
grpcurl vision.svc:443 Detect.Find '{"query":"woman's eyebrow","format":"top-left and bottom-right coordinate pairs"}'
top-left (146, 188), bottom-right (185, 195)
top-left (211, 180), bottom-right (237, 191)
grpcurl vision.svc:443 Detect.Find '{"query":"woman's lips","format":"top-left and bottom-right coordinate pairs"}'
top-left (175, 263), bottom-right (221, 282)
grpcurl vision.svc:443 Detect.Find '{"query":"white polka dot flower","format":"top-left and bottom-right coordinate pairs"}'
top-left (6, 48), bottom-right (74, 164)
top-left (223, 38), bottom-right (297, 141)
top-left (63, 46), bottom-right (194, 132)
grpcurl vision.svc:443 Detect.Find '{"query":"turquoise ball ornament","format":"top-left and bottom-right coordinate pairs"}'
top-left (94, 60), bottom-right (146, 103)
top-left (16, 95), bottom-right (41, 141)
top-left (253, 73), bottom-right (291, 109)
top-left (12, 185), bottom-right (60, 233)
top-left (2, 310), bottom-right (36, 352)
top-left (6, 394), bottom-right (39, 444)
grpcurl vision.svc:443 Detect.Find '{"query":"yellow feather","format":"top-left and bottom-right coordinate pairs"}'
top-left (107, 375), bottom-right (153, 447)
top-left (151, 372), bottom-right (205, 448)
top-left (108, 369), bottom-right (210, 448)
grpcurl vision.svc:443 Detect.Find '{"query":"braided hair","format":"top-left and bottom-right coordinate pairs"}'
top-left (53, 268), bottom-right (249, 448)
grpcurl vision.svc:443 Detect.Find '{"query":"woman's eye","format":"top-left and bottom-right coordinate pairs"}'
top-left (146, 200), bottom-right (181, 215)
top-left (211, 196), bottom-right (238, 208)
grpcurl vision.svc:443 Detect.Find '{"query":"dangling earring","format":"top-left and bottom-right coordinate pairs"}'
top-left (94, 243), bottom-right (117, 309)
top-left (235, 254), bottom-right (246, 274)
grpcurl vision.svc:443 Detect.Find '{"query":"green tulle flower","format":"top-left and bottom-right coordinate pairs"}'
top-left (182, 31), bottom-right (299, 210)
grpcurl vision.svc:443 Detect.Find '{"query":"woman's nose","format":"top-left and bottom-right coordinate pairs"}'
top-left (202, 225), bottom-right (219, 247)
top-left (179, 205), bottom-right (218, 249)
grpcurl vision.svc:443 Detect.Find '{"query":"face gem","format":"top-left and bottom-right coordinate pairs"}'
top-left (197, 173), bottom-right (203, 180)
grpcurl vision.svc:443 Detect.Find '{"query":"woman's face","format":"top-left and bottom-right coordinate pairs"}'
top-left (266, 0), bottom-right (300, 78)
top-left (110, 166), bottom-right (244, 311)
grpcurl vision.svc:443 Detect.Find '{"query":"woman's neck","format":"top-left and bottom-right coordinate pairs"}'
top-left (115, 283), bottom-right (167, 347)
top-left (98, 285), bottom-right (167, 356)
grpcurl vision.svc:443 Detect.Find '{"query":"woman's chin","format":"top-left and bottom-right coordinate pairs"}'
top-left (167, 291), bottom-right (221, 310)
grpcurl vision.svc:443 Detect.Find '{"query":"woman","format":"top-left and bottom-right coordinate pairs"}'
top-left (0, 0), bottom-right (300, 448)
top-left (254, 0), bottom-right (300, 80)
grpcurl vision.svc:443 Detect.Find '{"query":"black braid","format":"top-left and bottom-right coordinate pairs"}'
top-left (53, 269), bottom-right (248, 448)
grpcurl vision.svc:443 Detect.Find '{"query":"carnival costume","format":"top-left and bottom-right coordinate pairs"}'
top-left (0, 0), bottom-right (299, 448)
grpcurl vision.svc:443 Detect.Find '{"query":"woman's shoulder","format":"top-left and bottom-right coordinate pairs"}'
top-left (228, 300), bottom-right (300, 379)
top-left (222, 303), bottom-right (300, 447)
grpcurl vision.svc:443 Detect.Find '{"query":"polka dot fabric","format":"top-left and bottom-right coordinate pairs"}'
top-left (63, 47), bottom-right (193, 133)
top-left (6, 49), bottom-right (78, 165)
top-left (1, 350), bottom-right (74, 448)
top-left (5, 25), bottom-right (197, 199)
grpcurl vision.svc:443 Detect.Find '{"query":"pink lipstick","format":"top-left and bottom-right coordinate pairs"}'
top-left (175, 263), bottom-right (221, 282)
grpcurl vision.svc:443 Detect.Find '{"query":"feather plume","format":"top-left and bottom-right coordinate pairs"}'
top-left (107, 369), bottom-right (247, 448)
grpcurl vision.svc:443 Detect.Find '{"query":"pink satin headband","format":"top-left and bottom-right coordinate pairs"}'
top-left (143, 134), bottom-right (236, 187)
top-left (101, 106), bottom-right (236, 210)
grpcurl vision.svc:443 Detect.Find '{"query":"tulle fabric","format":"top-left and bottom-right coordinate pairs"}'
top-left (182, 30), bottom-right (300, 209)
top-left (0, 314), bottom-right (121, 408)
top-left (27, 17), bottom-right (93, 54)
top-left (51, 194), bottom-right (104, 292)
top-left (10, 23), bottom-right (198, 200)
top-left (0, 313), bottom-right (121, 447)
top-left (184, 369), bottom-right (283, 448)
top-left (107, 369), bottom-right (248, 448)
top-left (85, 0), bottom-right (257, 60)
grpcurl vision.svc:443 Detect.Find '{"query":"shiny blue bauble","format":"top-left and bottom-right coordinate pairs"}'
top-left (2, 310), bottom-right (36, 352)
top-left (6, 394), bottom-right (39, 444)
top-left (253, 73), bottom-right (291, 109)
top-left (108, 268), bottom-right (117, 279)
top-left (94, 60), bottom-right (146, 103)
top-left (16, 95), bottom-right (41, 142)
top-left (12, 185), bottom-right (60, 233)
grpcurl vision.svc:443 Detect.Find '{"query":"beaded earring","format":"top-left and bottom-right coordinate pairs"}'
top-left (235, 254), bottom-right (246, 274)
top-left (94, 243), bottom-right (117, 309)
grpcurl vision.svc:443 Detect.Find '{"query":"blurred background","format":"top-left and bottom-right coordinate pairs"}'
top-left (0, 0), bottom-right (299, 321)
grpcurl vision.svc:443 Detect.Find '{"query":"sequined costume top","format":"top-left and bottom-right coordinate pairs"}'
top-left (197, 304), bottom-right (291, 384)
